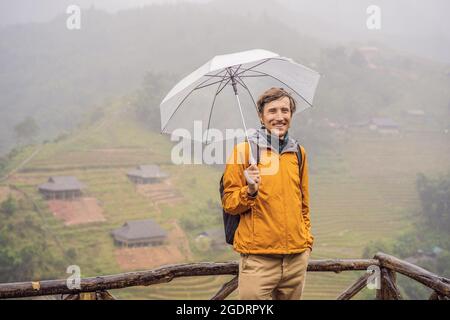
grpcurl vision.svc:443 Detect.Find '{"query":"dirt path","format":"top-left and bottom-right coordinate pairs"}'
top-left (47, 197), bottom-right (106, 226)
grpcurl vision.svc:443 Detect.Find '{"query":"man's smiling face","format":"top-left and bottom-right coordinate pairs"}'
top-left (259, 96), bottom-right (293, 137)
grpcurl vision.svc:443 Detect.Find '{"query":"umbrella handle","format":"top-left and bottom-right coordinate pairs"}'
top-left (243, 169), bottom-right (256, 185)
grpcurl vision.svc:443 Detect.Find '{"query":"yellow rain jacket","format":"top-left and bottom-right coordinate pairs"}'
top-left (222, 129), bottom-right (314, 254)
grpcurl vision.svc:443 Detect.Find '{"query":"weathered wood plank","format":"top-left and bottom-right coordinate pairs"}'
top-left (428, 290), bottom-right (449, 300)
top-left (97, 290), bottom-right (116, 300)
top-left (376, 268), bottom-right (402, 300)
top-left (383, 269), bottom-right (402, 300)
top-left (374, 252), bottom-right (450, 297)
top-left (337, 272), bottom-right (372, 300)
top-left (0, 261), bottom-right (237, 299)
top-left (79, 292), bottom-right (96, 300)
top-left (211, 276), bottom-right (238, 300)
top-left (62, 291), bottom-right (116, 300)
top-left (307, 259), bottom-right (379, 273)
top-left (0, 258), bottom-right (379, 299)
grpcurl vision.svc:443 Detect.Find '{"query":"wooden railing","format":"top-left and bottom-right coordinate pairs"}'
top-left (0, 252), bottom-right (448, 300)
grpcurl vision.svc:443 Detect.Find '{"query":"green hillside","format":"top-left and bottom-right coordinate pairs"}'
top-left (2, 0), bottom-right (449, 157)
top-left (1, 93), bottom-right (449, 299)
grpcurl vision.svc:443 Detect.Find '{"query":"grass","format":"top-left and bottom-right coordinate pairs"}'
top-left (3, 100), bottom-right (450, 299)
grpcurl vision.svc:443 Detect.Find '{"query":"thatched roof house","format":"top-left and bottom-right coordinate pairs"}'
top-left (111, 219), bottom-right (167, 247)
top-left (197, 227), bottom-right (227, 250)
top-left (369, 117), bottom-right (400, 134)
top-left (38, 176), bottom-right (86, 200)
top-left (127, 165), bottom-right (169, 184)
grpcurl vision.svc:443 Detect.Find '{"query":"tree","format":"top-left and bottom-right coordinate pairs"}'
top-left (14, 116), bottom-right (39, 143)
top-left (0, 216), bottom-right (65, 283)
top-left (134, 72), bottom-right (176, 131)
top-left (416, 172), bottom-right (450, 231)
top-left (350, 50), bottom-right (366, 67)
top-left (0, 157), bottom-right (6, 175)
top-left (0, 196), bottom-right (17, 216)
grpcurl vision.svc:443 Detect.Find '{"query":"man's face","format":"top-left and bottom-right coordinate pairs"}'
top-left (259, 96), bottom-right (292, 137)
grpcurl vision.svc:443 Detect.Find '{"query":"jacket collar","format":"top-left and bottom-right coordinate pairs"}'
top-left (247, 128), bottom-right (299, 154)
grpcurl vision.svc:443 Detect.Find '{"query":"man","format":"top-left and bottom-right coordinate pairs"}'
top-left (221, 87), bottom-right (314, 300)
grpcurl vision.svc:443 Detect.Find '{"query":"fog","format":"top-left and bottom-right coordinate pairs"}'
top-left (0, 0), bottom-right (449, 155)
top-left (0, 0), bottom-right (205, 25)
top-left (0, 0), bottom-right (449, 300)
top-left (1, 0), bottom-right (449, 63)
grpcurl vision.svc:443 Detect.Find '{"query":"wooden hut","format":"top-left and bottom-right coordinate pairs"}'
top-left (127, 165), bottom-right (168, 184)
top-left (38, 176), bottom-right (85, 200)
top-left (111, 219), bottom-right (167, 247)
top-left (198, 227), bottom-right (227, 251)
top-left (369, 117), bottom-right (400, 134)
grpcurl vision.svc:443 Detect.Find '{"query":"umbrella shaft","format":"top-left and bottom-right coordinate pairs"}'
top-left (234, 93), bottom-right (255, 165)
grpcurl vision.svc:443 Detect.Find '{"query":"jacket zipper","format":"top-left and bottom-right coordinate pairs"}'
top-left (279, 152), bottom-right (288, 251)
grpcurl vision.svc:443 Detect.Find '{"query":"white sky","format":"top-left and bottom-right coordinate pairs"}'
top-left (0, 0), bottom-right (211, 26)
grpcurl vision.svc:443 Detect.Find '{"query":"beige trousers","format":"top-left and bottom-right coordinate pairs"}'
top-left (238, 250), bottom-right (310, 300)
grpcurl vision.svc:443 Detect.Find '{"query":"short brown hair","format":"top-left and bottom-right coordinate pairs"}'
top-left (256, 87), bottom-right (297, 114)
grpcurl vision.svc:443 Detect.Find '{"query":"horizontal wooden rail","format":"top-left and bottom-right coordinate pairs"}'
top-left (374, 252), bottom-right (450, 297)
top-left (0, 259), bottom-right (378, 299)
top-left (1, 253), bottom-right (448, 300)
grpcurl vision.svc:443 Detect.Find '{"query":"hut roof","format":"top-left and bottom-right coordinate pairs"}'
top-left (38, 176), bottom-right (86, 192)
top-left (406, 109), bottom-right (425, 116)
top-left (199, 227), bottom-right (226, 243)
top-left (112, 219), bottom-right (167, 240)
top-left (127, 165), bottom-right (169, 179)
top-left (371, 117), bottom-right (399, 128)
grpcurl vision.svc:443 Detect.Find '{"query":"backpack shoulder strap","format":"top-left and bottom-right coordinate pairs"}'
top-left (296, 143), bottom-right (303, 178)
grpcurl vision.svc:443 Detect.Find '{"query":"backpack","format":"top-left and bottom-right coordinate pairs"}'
top-left (219, 140), bottom-right (303, 245)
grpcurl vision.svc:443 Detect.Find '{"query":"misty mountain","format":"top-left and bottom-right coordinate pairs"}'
top-left (0, 0), bottom-right (449, 157)
top-left (0, 0), bottom-right (208, 26)
top-left (2, 0), bottom-right (449, 62)
top-left (209, 0), bottom-right (450, 64)
top-left (0, 1), bottom-right (321, 155)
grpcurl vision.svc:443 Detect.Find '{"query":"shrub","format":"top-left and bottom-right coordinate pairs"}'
top-left (0, 196), bottom-right (17, 216)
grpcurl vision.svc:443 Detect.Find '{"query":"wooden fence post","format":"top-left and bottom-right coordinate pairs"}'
top-left (376, 267), bottom-right (401, 300)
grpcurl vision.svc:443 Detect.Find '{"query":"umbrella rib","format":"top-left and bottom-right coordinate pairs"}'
top-left (237, 57), bottom-right (320, 77)
top-left (161, 69), bottom-right (227, 132)
top-left (234, 58), bottom-right (271, 77)
top-left (162, 56), bottom-right (318, 133)
top-left (214, 77), bottom-right (232, 96)
top-left (232, 64), bottom-right (242, 77)
top-left (235, 75), bottom-right (259, 115)
top-left (204, 77), bottom-right (229, 143)
top-left (236, 68), bottom-right (313, 108)
top-left (195, 70), bottom-right (229, 90)
top-left (203, 74), bottom-right (226, 78)
top-left (191, 69), bottom-right (229, 91)
top-left (233, 75), bottom-right (245, 88)
top-left (203, 69), bottom-right (228, 78)
top-left (195, 77), bottom-right (230, 90)
top-left (237, 74), bottom-right (269, 78)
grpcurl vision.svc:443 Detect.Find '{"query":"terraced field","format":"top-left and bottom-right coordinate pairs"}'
top-left (136, 181), bottom-right (184, 205)
top-left (110, 275), bottom-right (239, 300)
top-left (300, 129), bottom-right (449, 299)
top-left (2, 106), bottom-right (449, 299)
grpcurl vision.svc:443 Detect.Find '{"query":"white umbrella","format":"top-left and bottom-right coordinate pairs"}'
top-left (160, 48), bottom-right (320, 158)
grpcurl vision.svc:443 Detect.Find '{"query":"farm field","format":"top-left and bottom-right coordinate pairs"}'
top-left (2, 105), bottom-right (449, 299)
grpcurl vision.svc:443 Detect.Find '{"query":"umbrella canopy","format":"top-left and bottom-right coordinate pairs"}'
top-left (160, 49), bottom-right (320, 143)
